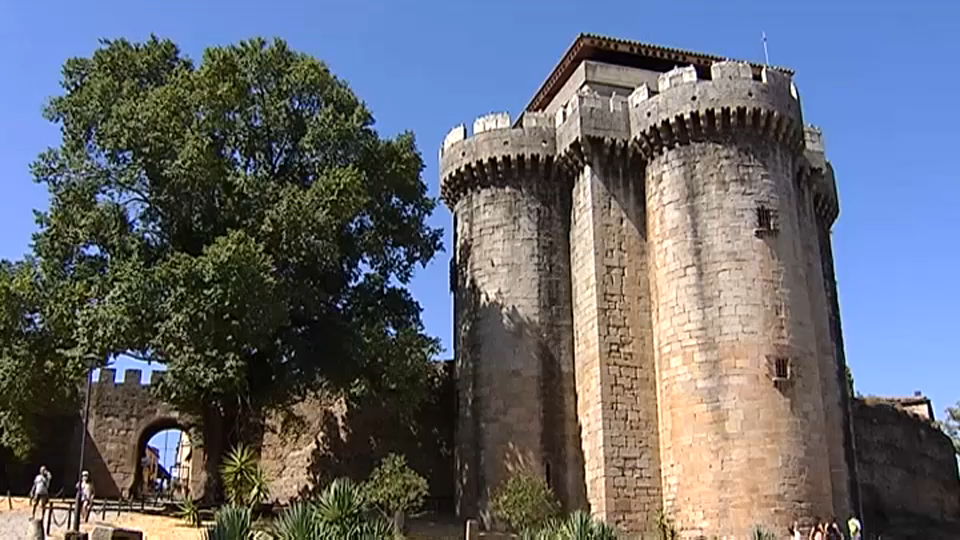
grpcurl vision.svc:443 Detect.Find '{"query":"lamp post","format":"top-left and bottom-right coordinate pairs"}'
top-left (72, 354), bottom-right (98, 532)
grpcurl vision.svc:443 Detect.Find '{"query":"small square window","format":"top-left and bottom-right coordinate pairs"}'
top-left (773, 357), bottom-right (791, 380)
top-left (755, 205), bottom-right (779, 237)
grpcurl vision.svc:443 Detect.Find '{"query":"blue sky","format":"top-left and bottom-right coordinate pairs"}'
top-left (2, 0), bottom-right (958, 465)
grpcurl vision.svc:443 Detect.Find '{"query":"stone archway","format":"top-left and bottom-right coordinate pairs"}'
top-left (129, 416), bottom-right (206, 501)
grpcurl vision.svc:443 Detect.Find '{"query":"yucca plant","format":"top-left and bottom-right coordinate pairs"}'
top-left (751, 525), bottom-right (776, 540)
top-left (221, 443), bottom-right (270, 507)
top-left (265, 479), bottom-right (397, 540)
top-left (522, 511), bottom-right (619, 540)
top-left (204, 504), bottom-right (254, 540)
top-left (178, 497), bottom-right (202, 527)
top-left (269, 501), bottom-right (318, 540)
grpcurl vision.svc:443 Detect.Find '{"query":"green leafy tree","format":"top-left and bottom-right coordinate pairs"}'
top-left (16, 35), bottom-right (442, 447)
top-left (490, 470), bottom-right (560, 534)
top-left (363, 453), bottom-right (428, 529)
top-left (0, 260), bottom-right (89, 458)
top-left (939, 401), bottom-right (960, 455)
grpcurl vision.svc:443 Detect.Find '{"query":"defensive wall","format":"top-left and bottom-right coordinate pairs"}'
top-left (2, 362), bottom-right (456, 511)
top-left (853, 396), bottom-right (960, 539)
top-left (1, 367), bottom-right (957, 540)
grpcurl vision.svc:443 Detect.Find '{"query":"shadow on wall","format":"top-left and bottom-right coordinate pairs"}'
top-left (76, 424), bottom-right (119, 499)
top-left (854, 398), bottom-right (960, 539)
top-left (452, 233), bottom-right (588, 518)
top-left (0, 414), bottom-right (83, 496)
top-left (254, 362), bottom-right (456, 513)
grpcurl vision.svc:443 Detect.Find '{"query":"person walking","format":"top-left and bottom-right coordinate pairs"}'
top-left (808, 518), bottom-right (825, 540)
top-left (77, 470), bottom-right (95, 523)
top-left (789, 520), bottom-right (803, 540)
top-left (847, 515), bottom-right (862, 540)
top-left (827, 518), bottom-right (843, 540)
top-left (28, 465), bottom-right (52, 521)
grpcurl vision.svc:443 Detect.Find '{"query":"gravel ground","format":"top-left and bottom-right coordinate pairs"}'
top-left (0, 509), bottom-right (36, 539)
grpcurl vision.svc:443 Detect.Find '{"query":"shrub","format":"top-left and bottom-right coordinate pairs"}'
top-left (490, 469), bottom-right (560, 533)
top-left (364, 453), bottom-right (429, 522)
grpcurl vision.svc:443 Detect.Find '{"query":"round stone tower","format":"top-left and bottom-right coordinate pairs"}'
top-left (631, 62), bottom-right (837, 535)
top-left (440, 112), bottom-right (582, 525)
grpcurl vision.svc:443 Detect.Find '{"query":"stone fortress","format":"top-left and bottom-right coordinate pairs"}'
top-left (439, 34), bottom-right (960, 538)
top-left (4, 34), bottom-right (959, 540)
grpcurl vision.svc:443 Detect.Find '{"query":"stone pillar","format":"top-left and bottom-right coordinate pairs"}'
top-left (632, 64), bottom-right (835, 537)
top-left (800, 127), bottom-right (855, 520)
top-left (566, 136), bottom-right (662, 535)
top-left (440, 112), bottom-right (581, 525)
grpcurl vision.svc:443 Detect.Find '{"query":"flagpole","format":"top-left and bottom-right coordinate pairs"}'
top-left (762, 31), bottom-right (770, 65)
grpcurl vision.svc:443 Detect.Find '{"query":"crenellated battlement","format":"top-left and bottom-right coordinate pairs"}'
top-left (802, 125), bottom-right (840, 224)
top-left (554, 91), bottom-right (631, 162)
top-left (95, 368), bottom-right (166, 388)
top-left (439, 111), bottom-right (559, 207)
top-left (629, 62), bottom-right (804, 159)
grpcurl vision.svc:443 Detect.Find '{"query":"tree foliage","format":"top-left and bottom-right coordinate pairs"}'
top-left (0, 260), bottom-right (89, 458)
top-left (940, 401), bottom-right (960, 455)
top-left (363, 453), bottom-right (428, 520)
top-left (1, 35), bottom-right (442, 454)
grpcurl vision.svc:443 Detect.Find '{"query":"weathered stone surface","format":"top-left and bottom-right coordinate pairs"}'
top-left (569, 162), bottom-right (661, 535)
top-left (258, 364), bottom-right (455, 507)
top-left (6, 33), bottom-right (958, 540)
top-left (90, 526), bottom-right (143, 540)
top-left (854, 399), bottom-right (960, 538)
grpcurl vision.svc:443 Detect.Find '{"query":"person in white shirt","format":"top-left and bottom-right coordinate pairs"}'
top-left (77, 470), bottom-right (95, 523)
top-left (789, 521), bottom-right (802, 540)
top-left (28, 465), bottom-right (52, 520)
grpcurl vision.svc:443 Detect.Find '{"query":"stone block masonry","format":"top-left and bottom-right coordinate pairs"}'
top-left (3, 33), bottom-right (956, 540)
top-left (438, 34), bottom-right (942, 538)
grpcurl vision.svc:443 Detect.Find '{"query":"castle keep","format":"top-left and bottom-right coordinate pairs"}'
top-left (440, 34), bottom-right (856, 537)
top-left (6, 33), bottom-right (960, 540)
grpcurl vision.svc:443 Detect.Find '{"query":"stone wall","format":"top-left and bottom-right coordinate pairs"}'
top-left (568, 161), bottom-right (661, 534)
top-left (853, 398), bottom-right (960, 538)
top-left (259, 361), bottom-right (456, 510)
top-left (82, 369), bottom-right (208, 500)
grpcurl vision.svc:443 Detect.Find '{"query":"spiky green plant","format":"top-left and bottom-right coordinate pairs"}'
top-left (220, 443), bottom-right (270, 507)
top-left (522, 511), bottom-right (619, 539)
top-left (204, 504), bottom-right (254, 540)
top-left (178, 497), bottom-right (202, 527)
top-left (313, 478), bottom-right (396, 539)
top-left (751, 525), bottom-right (777, 540)
top-left (269, 501), bottom-right (318, 540)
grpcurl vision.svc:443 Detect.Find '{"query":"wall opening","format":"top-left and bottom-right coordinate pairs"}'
top-left (755, 205), bottom-right (779, 237)
top-left (134, 422), bottom-right (192, 502)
